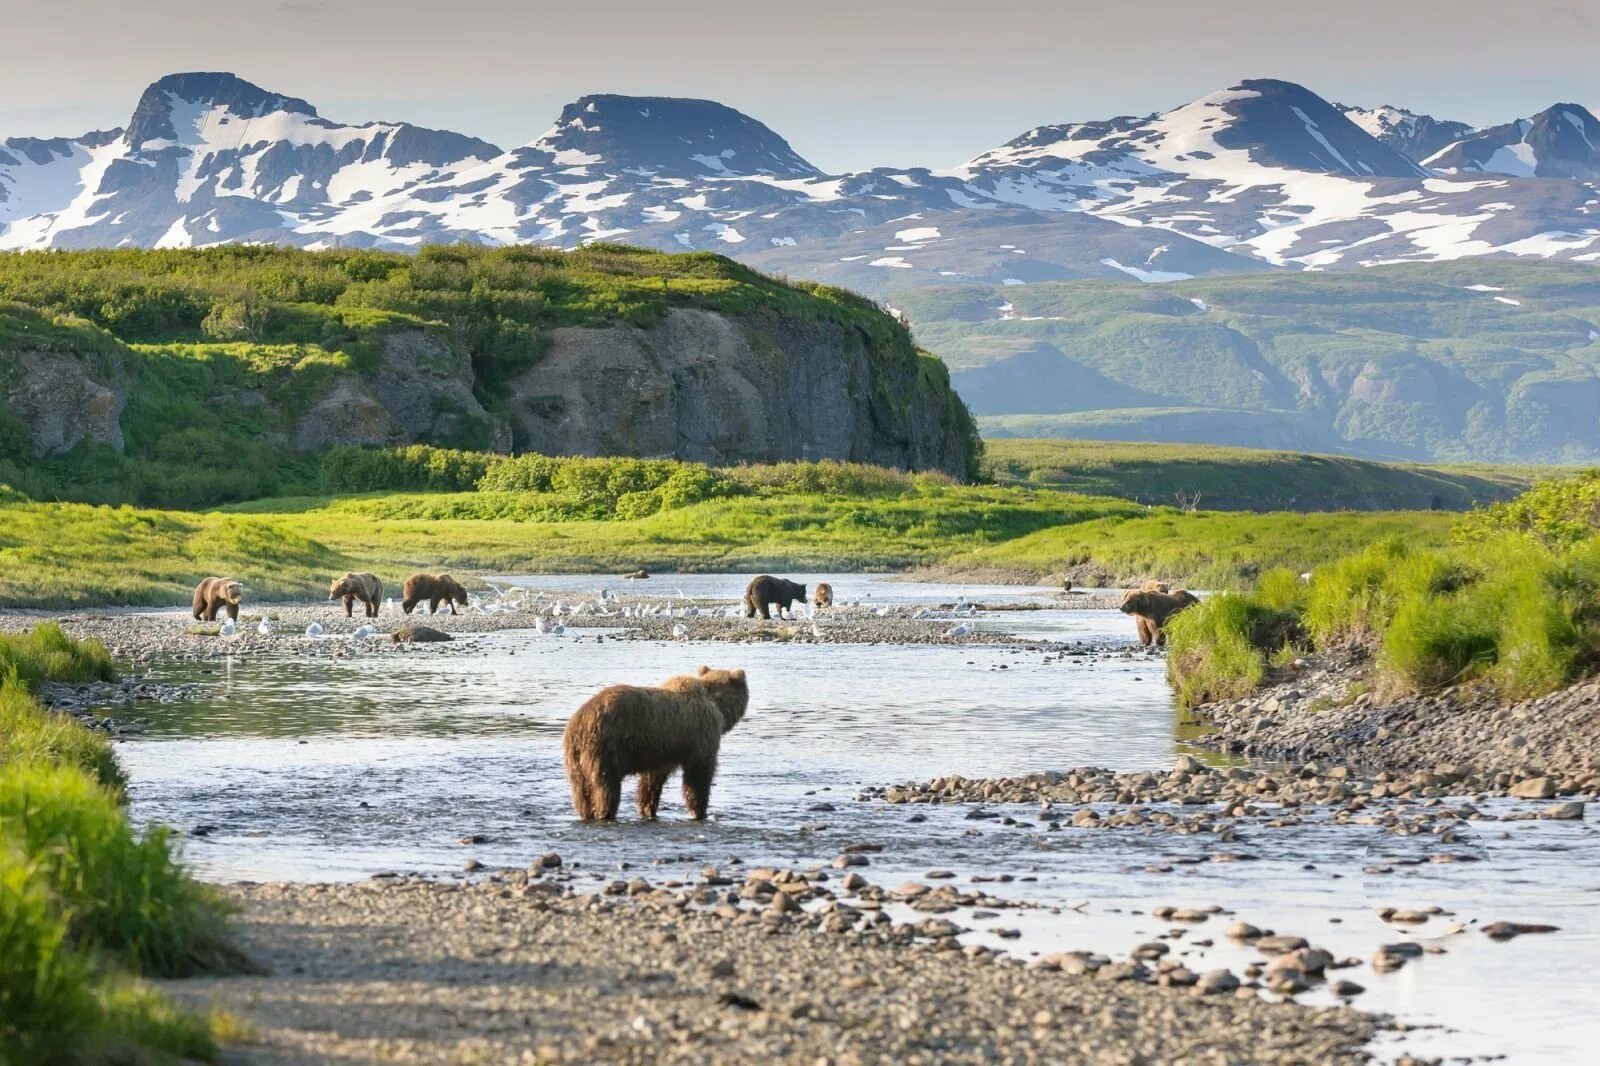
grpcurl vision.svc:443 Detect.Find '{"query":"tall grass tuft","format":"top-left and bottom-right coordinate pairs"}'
top-left (0, 678), bottom-right (125, 790)
top-left (0, 623), bottom-right (116, 690)
top-left (1165, 593), bottom-right (1302, 708)
top-left (0, 763), bottom-right (243, 978)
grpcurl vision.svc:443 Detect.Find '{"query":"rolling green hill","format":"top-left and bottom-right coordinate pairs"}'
top-left (896, 260), bottom-right (1600, 463)
top-left (983, 438), bottom-right (1540, 512)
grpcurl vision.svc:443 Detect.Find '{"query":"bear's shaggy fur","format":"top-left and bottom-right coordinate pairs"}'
top-left (563, 665), bottom-right (750, 821)
top-left (813, 582), bottom-right (834, 609)
top-left (1119, 588), bottom-right (1199, 647)
top-left (329, 571), bottom-right (383, 618)
top-left (391, 624), bottom-right (452, 643)
top-left (744, 575), bottom-right (807, 619)
top-left (401, 573), bottom-right (468, 615)
top-left (191, 577), bottom-right (245, 622)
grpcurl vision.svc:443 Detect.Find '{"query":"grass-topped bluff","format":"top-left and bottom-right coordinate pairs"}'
top-left (0, 244), bottom-right (980, 507)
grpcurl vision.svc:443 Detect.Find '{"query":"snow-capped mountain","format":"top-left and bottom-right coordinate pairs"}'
top-left (1334, 103), bottom-right (1473, 164)
top-left (0, 72), bottom-right (500, 249)
top-left (5, 72), bottom-right (1600, 290)
top-left (1424, 103), bottom-right (1600, 180)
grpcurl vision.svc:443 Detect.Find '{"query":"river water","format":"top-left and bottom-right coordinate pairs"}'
top-left (111, 575), bottom-right (1598, 1065)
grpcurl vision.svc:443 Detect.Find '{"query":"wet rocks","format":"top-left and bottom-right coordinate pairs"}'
top-left (1481, 922), bottom-right (1560, 941)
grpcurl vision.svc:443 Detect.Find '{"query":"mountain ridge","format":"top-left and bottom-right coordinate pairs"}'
top-left (3, 72), bottom-right (1599, 290)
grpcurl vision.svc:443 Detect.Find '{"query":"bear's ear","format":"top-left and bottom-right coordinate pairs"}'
top-left (733, 668), bottom-right (746, 681)
top-left (698, 664), bottom-right (711, 676)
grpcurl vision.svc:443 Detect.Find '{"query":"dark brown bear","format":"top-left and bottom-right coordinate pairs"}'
top-left (191, 577), bottom-right (245, 622)
top-left (401, 573), bottom-right (468, 615)
top-left (743, 575), bottom-right (807, 619)
top-left (328, 571), bottom-right (383, 618)
top-left (1119, 588), bottom-right (1200, 647)
top-left (563, 666), bottom-right (750, 821)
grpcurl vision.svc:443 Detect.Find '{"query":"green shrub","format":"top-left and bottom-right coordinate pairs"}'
top-left (1302, 537), bottom-right (1411, 647)
top-left (1455, 468), bottom-right (1600, 547)
top-left (477, 453), bottom-right (563, 493)
top-left (1165, 593), bottom-right (1301, 708)
top-left (0, 762), bottom-right (237, 977)
top-left (319, 444), bottom-right (495, 493)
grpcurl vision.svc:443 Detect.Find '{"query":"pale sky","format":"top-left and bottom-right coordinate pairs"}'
top-left (3, 0), bottom-right (1597, 173)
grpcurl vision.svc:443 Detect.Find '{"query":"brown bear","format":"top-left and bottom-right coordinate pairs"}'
top-left (1119, 588), bottom-right (1200, 647)
top-left (744, 575), bottom-right (806, 619)
top-left (328, 571), bottom-right (383, 618)
top-left (391, 624), bottom-right (452, 643)
top-left (191, 577), bottom-right (245, 622)
top-left (813, 582), bottom-right (834, 609)
top-left (401, 573), bottom-right (468, 615)
top-left (563, 665), bottom-right (750, 822)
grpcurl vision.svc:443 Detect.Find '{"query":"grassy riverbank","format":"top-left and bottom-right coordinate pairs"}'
top-left (0, 626), bottom-right (241, 1063)
top-left (1167, 471), bottom-right (1600, 708)
top-left (0, 459), bottom-right (1458, 606)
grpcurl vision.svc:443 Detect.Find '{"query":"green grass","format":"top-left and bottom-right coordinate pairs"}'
top-left (1165, 480), bottom-right (1600, 708)
top-left (0, 627), bottom-right (242, 1061)
top-left (940, 508), bottom-right (1455, 589)
top-left (983, 438), bottom-right (1537, 512)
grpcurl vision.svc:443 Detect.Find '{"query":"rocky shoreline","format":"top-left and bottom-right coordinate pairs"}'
top-left (1185, 648), bottom-right (1600, 780)
top-left (160, 879), bottom-right (1378, 1065)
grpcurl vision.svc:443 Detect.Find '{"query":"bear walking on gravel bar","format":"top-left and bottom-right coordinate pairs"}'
top-left (401, 573), bottom-right (468, 615)
top-left (563, 666), bottom-right (750, 821)
top-left (329, 571), bottom-right (384, 618)
top-left (743, 575), bottom-right (807, 619)
top-left (192, 578), bottom-right (245, 622)
top-left (813, 582), bottom-right (834, 609)
top-left (1119, 587), bottom-right (1199, 647)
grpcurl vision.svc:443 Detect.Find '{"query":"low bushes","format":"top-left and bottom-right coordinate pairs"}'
top-left (1166, 512), bottom-right (1600, 708)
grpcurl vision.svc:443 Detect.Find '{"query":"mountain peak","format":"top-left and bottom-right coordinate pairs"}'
top-left (1424, 101), bottom-right (1600, 179)
top-left (126, 72), bottom-right (316, 148)
top-left (529, 93), bottom-right (823, 179)
top-left (1201, 79), bottom-right (1430, 177)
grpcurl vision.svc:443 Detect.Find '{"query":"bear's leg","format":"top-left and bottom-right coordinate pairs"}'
top-left (343, 596), bottom-right (355, 618)
top-left (367, 598), bottom-right (379, 618)
top-left (227, 603), bottom-right (240, 622)
top-left (1136, 616), bottom-right (1154, 647)
top-left (636, 771), bottom-right (668, 819)
top-left (428, 597), bottom-right (440, 614)
top-left (759, 603), bottom-right (772, 620)
top-left (567, 771), bottom-right (593, 819)
top-left (681, 758), bottom-right (716, 821)
top-left (598, 773), bottom-right (623, 821)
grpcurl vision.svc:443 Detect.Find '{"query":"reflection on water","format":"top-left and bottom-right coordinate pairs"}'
top-left (109, 576), bottom-right (1599, 1065)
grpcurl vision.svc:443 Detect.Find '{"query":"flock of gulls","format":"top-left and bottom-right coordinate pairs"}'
top-left (237, 582), bottom-right (988, 642)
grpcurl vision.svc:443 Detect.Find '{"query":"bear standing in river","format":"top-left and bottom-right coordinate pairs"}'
top-left (401, 573), bottom-right (468, 615)
top-left (329, 571), bottom-right (383, 618)
top-left (744, 575), bottom-right (807, 619)
top-left (1119, 587), bottom-right (1199, 647)
top-left (563, 666), bottom-right (750, 821)
top-left (191, 578), bottom-right (245, 622)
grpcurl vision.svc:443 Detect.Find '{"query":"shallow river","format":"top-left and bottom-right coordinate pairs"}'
top-left (113, 575), bottom-right (1598, 1065)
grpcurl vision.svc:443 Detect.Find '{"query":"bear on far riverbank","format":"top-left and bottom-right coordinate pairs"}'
top-left (401, 573), bottom-right (468, 615)
top-left (192, 578), bottom-right (245, 622)
top-left (744, 575), bottom-right (806, 619)
top-left (563, 666), bottom-right (750, 821)
top-left (1119, 587), bottom-right (1199, 647)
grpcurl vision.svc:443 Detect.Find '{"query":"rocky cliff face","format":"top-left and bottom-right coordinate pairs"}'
top-left (2, 313), bottom-right (975, 478)
top-left (508, 308), bottom-right (973, 475)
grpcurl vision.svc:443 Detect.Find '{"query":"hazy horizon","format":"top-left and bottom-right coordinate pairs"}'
top-left (4, 0), bottom-right (1598, 173)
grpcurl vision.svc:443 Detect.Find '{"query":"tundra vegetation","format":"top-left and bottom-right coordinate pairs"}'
top-left (0, 447), bottom-right (1465, 608)
top-left (0, 626), bottom-right (240, 1063)
top-left (1167, 471), bottom-right (1600, 708)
